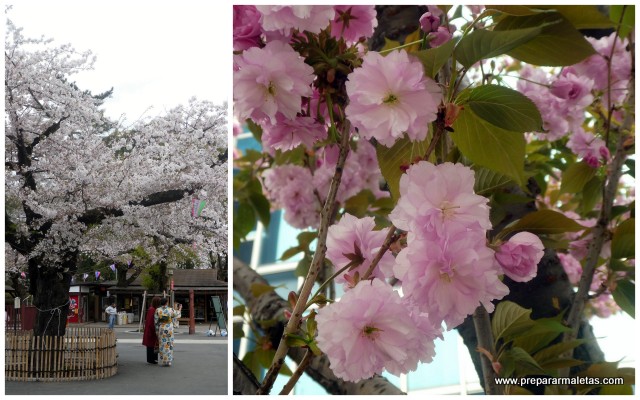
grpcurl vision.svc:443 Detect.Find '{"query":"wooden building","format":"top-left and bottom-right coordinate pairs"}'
top-left (72, 269), bottom-right (227, 326)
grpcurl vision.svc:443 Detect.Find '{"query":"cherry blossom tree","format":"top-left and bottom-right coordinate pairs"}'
top-left (233, 5), bottom-right (634, 395)
top-left (5, 18), bottom-right (227, 336)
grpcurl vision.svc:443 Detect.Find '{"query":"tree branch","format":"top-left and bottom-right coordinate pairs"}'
top-left (233, 256), bottom-right (404, 395)
top-left (473, 305), bottom-right (501, 395)
top-left (76, 188), bottom-right (196, 225)
top-left (562, 78), bottom-right (634, 365)
top-left (257, 122), bottom-right (351, 395)
top-left (233, 352), bottom-right (261, 395)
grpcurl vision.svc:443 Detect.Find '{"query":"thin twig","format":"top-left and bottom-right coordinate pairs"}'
top-left (257, 120), bottom-right (351, 395)
top-left (361, 226), bottom-right (396, 280)
top-left (279, 350), bottom-right (315, 395)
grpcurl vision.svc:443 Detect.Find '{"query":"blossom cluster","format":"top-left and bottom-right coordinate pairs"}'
top-left (516, 32), bottom-right (631, 167)
top-left (261, 139), bottom-right (386, 229)
top-left (321, 162), bottom-right (544, 381)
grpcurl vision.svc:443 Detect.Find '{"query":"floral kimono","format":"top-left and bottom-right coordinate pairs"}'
top-left (155, 305), bottom-right (181, 366)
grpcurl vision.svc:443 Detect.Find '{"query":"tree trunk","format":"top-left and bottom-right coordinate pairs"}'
top-left (29, 255), bottom-right (77, 336)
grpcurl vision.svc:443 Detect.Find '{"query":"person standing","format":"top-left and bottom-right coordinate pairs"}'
top-left (105, 301), bottom-right (117, 330)
top-left (154, 297), bottom-right (182, 367)
top-left (142, 296), bottom-right (161, 364)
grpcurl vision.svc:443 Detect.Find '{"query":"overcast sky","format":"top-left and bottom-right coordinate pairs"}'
top-left (8, 0), bottom-right (230, 125)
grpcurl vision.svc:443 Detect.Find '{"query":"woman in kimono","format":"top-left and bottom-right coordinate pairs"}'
top-left (154, 297), bottom-right (182, 367)
top-left (142, 296), bottom-right (161, 364)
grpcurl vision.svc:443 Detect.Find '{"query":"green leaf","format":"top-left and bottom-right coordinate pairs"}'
top-left (534, 5), bottom-right (613, 29)
top-left (610, 5), bottom-right (635, 38)
top-left (611, 218), bottom-right (635, 259)
top-left (380, 37), bottom-right (402, 55)
top-left (464, 84), bottom-right (543, 132)
top-left (451, 107), bottom-right (526, 186)
top-left (485, 5), bottom-right (543, 16)
top-left (454, 25), bottom-right (544, 68)
top-left (274, 146), bottom-right (306, 166)
top-left (533, 339), bottom-right (587, 365)
top-left (579, 176), bottom-right (602, 214)
top-left (600, 385), bottom-right (634, 395)
top-left (492, 301), bottom-right (533, 344)
top-left (280, 246), bottom-right (302, 261)
top-left (499, 209), bottom-right (587, 238)
top-left (306, 311), bottom-right (317, 337)
top-left (612, 280), bottom-right (635, 318)
top-left (250, 282), bottom-right (276, 298)
top-left (560, 161), bottom-right (598, 194)
top-left (344, 190), bottom-right (375, 217)
top-left (376, 133), bottom-right (430, 199)
top-left (609, 258), bottom-right (634, 272)
top-left (624, 159), bottom-right (635, 178)
top-left (473, 167), bottom-right (513, 195)
top-left (297, 231), bottom-right (318, 250)
top-left (502, 347), bottom-right (547, 376)
top-left (233, 322), bottom-right (245, 339)
top-left (307, 341), bottom-right (322, 356)
top-left (513, 330), bottom-right (560, 355)
top-left (295, 255), bottom-right (312, 278)
top-left (512, 317), bottom-right (570, 354)
top-left (245, 118), bottom-right (263, 142)
top-left (414, 39), bottom-right (455, 78)
top-left (284, 334), bottom-right (309, 348)
top-left (233, 305), bottom-right (246, 316)
top-left (249, 193), bottom-right (271, 228)
top-left (236, 149), bottom-right (264, 164)
top-left (494, 12), bottom-right (596, 66)
top-left (234, 200), bottom-right (257, 241)
top-left (539, 358), bottom-right (584, 371)
top-left (242, 350), bottom-right (262, 380)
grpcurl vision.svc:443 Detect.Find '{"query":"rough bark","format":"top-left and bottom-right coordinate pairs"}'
top-left (234, 353), bottom-right (261, 395)
top-left (29, 253), bottom-right (77, 336)
top-left (233, 257), bottom-right (405, 395)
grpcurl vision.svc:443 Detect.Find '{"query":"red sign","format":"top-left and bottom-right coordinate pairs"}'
top-left (68, 295), bottom-right (79, 323)
top-left (170, 279), bottom-right (174, 290)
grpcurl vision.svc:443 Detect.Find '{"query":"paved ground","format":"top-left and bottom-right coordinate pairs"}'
top-left (5, 322), bottom-right (228, 395)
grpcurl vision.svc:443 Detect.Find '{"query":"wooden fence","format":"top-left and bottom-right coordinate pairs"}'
top-left (5, 327), bottom-right (117, 381)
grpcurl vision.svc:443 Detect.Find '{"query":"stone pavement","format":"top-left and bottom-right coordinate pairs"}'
top-left (5, 322), bottom-right (228, 395)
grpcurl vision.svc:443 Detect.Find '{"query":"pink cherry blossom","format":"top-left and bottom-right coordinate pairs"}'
top-left (257, 5), bottom-right (335, 35)
top-left (313, 140), bottom-right (388, 205)
top-left (331, 6), bottom-right (378, 43)
top-left (326, 213), bottom-right (394, 286)
top-left (495, 232), bottom-right (544, 282)
top-left (419, 12), bottom-right (440, 33)
top-left (517, 65), bottom-right (584, 141)
top-left (233, 6), bottom-right (263, 51)
top-left (345, 50), bottom-right (441, 147)
top-left (567, 128), bottom-right (609, 168)
top-left (394, 226), bottom-right (509, 329)
top-left (573, 33), bottom-right (631, 105)
top-left (315, 279), bottom-right (437, 381)
top-left (550, 71), bottom-right (594, 109)
top-left (389, 161), bottom-right (491, 239)
top-left (261, 114), bottom-right (327, 152)
top-left (429, 25), bottom-right (453, 47)
top-left (262, 165), bottom-right (320, 229)
top-left (558, 253), bottom-right (582, 285)
top-left (234, 40), bottom-right (314, 124)
top-left (589, 293), bottom-right (619, 318)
